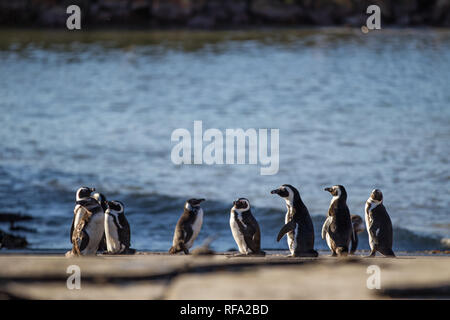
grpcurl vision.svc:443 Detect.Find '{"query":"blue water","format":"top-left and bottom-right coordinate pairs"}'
top-left (0, 29), bottom-right (449, 251)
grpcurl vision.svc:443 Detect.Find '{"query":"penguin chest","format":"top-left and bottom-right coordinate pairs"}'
top-left (104, 214), bottom-right (123, 253)
top-left (285, 213), bottom-right (297, 254)
top-left (325, 233), bottom-right (334, 251)
top-left (230, 215), bottom-right (249, 254)
top-left (365, 211), bottom-right (376, 249)
top-left (82, 212), bottom-right (105, 254)
top-left (186, 209), bottom-right (203, 249)
top-left (73, 206), bottom-right (83, 230)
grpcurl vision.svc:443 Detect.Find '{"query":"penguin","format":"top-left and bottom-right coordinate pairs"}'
top-left (92, 192), bottom-right (108, 252)
top-left (229, 198), bottom-right (264, 256)
top-left (271, 185), bottom-right (318, 257)
top-left (69, 190), bottom-right (106, 256)
top-left (104, 200), bottom-right (135, 254)
top-left (92, 192), bottom-right (108, 213)
top-left (365, 189), bottom-right (395, 257)
top-left (70, 186), bottom-right (96, 244)
top-left (350, 214), bottom-right (365, 254)
top-left (169, 198), bottom-right (205, 254)
top-left (322, 185), bottom-right (353, 256)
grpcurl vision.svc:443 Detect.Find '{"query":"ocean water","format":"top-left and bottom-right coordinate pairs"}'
top-left (0, 29), bottom-right (449, 252)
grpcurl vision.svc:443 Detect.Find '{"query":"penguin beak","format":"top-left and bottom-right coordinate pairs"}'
top-left (324, 187), bottom-right (332, 192)
top-left (270, 189), bottom-right (280, 195)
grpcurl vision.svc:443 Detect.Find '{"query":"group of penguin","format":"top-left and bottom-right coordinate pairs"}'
top-left (66, 184), bottom-right (395, 258)
top-left (66, 187), bottom-right (134, 257)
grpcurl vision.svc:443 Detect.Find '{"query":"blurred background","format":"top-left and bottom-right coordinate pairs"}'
top-left (0, 0), bottom-right (449, 253)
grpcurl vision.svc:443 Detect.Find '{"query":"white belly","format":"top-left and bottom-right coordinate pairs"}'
top-left (185, 209), bottom-right (203, 249)
top-left (365, 211), bottom-right (375, 250)
top-left (285, 212), bottom-right (296, 255)
top-left (81, 212), bottom-right (104, 255)
top-left (105, 214), bottom-right (123, 253)
top-left (230, 215), bottom-right (249, 254)
top-left (73, 206), bottom-right (82, 230)
top-left (326, 233), bottom-right (333, 251)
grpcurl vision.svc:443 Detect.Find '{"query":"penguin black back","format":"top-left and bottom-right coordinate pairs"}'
top-left (365, 189), bottom-right (395, 257)
top-left (271, 184), bottom-right (318, 257)
top-left (169, 198), bottom-right (205, 254)
top-left (323, 185), bottom-right (352, 256)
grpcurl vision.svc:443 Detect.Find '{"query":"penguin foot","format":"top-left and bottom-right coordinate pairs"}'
top-left (379, 249), bottom-right (396, 258)
top-left (247, 251), bottom-right (266, 257)
top-left (233, 253), bottom-right (250, 257)
top-left (124, 248), bottom-right (136, 255)
top-left (291, 251), bottom-right (319, 258)
top-left (255, 251), bottom-right (266, 257)
top-left (65, 250), bottom-right (75, 258)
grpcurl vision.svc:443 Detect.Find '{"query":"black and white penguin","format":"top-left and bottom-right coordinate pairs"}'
top-left (169, 198), bottom-right (205, 254)
top-left (92, 192), bottom-right (108, 252)
top-left (104, 200), bottom-right (134, 254)
top-left (322, 185), bottom-right (353, 256)
top-left (365, 189), bottom-right (395, 257)
top-left (68, 189), bottom-right (106, 256)
top-left (229, 198), bottom-right (264, 256)
top-left (271, 185), bottom-right (318, 257)
top-left (350, 214), bottom-right (365, 254)
top-left (70, 186), bottom-right (96, 244)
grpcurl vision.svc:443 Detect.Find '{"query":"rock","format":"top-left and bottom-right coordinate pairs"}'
top-left (0, 213), bottom-right (33, 224)
top-left (152, 0), bottom-right (191, 23)
top-left (38, 6), bottom-right (67, 27)
top-left (0, 229), bottom-right (28, 249)
top-left (187, 15), bottom-right (216, 29)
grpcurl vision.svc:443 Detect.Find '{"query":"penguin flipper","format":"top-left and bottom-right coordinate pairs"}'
top-left (276, 220), bottom-right (296, 242)
top-left (70, 218), bottom-right (75, 244)
top-left (321, 217), bottom-right (332, 240)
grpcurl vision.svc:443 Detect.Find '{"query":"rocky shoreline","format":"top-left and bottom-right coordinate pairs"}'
top-left (0, 213), bottom-right (33, 249)
top-left (0, 253), bottom-right (449, 299)
top-left (1, 0), bottom-right (449, 29)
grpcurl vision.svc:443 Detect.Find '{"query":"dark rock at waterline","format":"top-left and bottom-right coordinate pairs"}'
top-left (0, 213), bottom-right (33, 224)
top-left (0, 0), bottom-right (449, 28)
top-left (0, 229), bottom-right (28, 249)
top-left (0, 213), bottom-right (33, 231)
top-left (0, 213), bottom-right (32, 249)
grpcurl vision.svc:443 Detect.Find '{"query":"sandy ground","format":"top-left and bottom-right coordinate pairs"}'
top-left (0, 251), bottom-right (448, 299)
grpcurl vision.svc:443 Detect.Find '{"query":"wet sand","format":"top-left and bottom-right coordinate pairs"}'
top-left (0, 251), bottom-right (448, 299)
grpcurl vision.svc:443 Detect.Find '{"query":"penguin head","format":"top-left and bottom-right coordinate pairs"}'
top-left (271, 184), bottom-right (298, 204)
top-left (324, 185), bottom-right (347, 200)
top-left (351, 214), bottom-right (365, 233)
top-left (106, 200), bottom-right (124, 215)
top-left (369, 189), bottom-right (383, 202)
top-left (232, 198), bottom-right (250, 213)
top-left (92, 192), bottom-right (108, 211)
top-left (185, 198), bottom-right (205, 211)
top-left (76, 187), bottom-right (95, 201)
